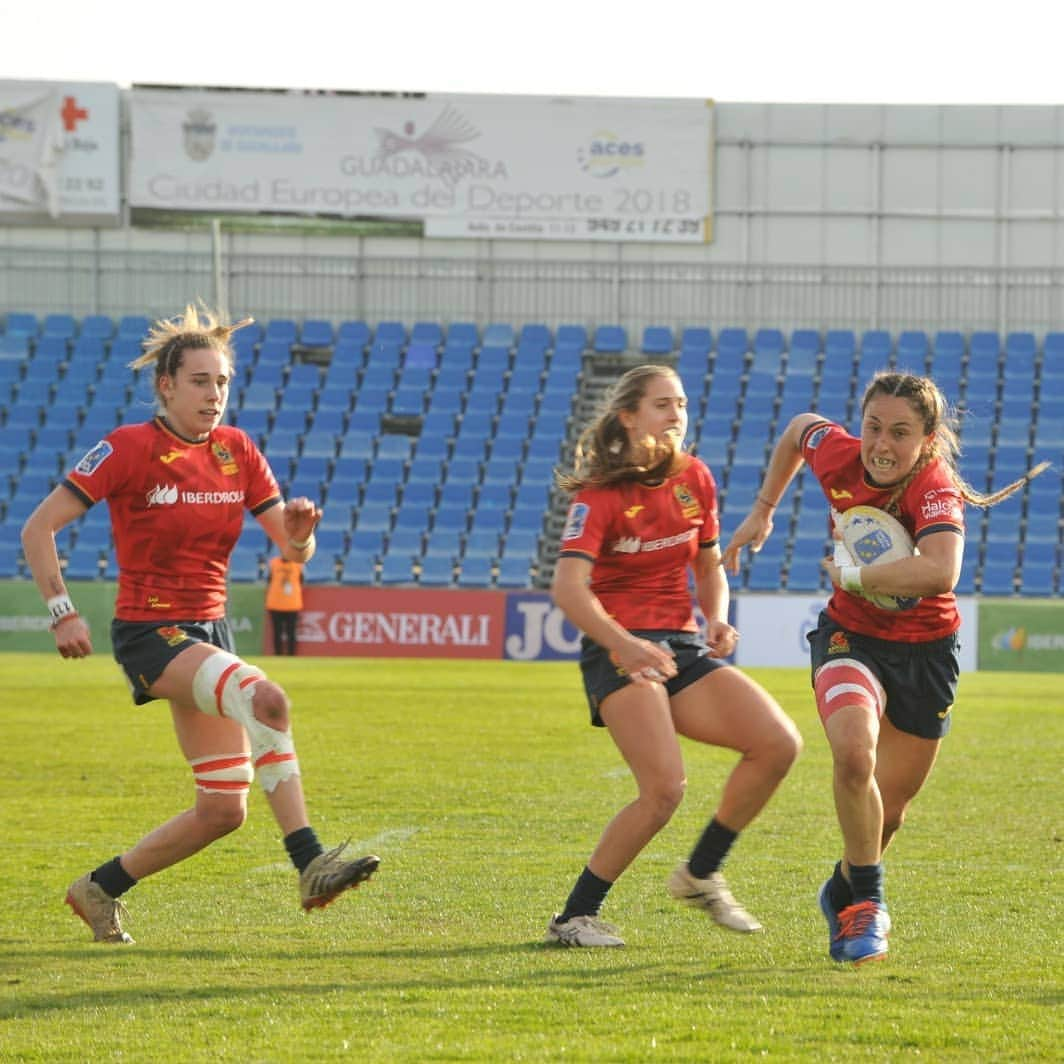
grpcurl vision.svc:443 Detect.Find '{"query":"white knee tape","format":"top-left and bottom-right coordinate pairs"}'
top-left (189, 752), bottom-right (253, 795)
top-left (191, 651), bottom-right (300, 793)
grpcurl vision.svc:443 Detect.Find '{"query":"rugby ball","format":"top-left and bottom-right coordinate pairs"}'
top-left (836, 505), bottom-right (920, 611)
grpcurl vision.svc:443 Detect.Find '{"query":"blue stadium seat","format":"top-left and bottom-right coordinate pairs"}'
top-left (555, 324), bottom-right (587, 350)
top-left (787, 330), bottom-right (820, 374)
top-left (113, 315), bottom-right (148, 342)
top-left (419, 554), bottom-right (455, 587)
top-left (80, 314), bottom-right (114, 341)
top-left (518, 323), bottom-right (551, 350)
top-left (680, 327), bottom-right (712, 354)
top-left (42, 313), bottom-right (76, 341)
top-left (4, 312), bottom-right (38, 338)
top-left (337, 320), bottom-right (371, 347)
top-left (374, 321), bottom-right (406, 347)
top-left (482, 323), bottom-right (515, 348)
top-left (496, 555), bottom-right (531, 588)
top-left (339, 553), bottom-right (377, 586)
top-left (641, 325), bottom-right (674, 354)
top-left (299, 319), bottom-right (333, 347)
top-left (446, 322), bottom-right (479, 347)
top-left (593, 325), bottom-right (627, 353)
top-left (896, 330), bottom-right (928, 368)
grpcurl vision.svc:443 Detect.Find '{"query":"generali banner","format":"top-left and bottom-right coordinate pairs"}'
top-left (0, 80), bottom-right (120, 222)
top-left (290, 586), bottom-right (507, 658)
top-left (128, 88), bottom-right (713, 243)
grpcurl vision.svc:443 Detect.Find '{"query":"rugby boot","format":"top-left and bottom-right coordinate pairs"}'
top-left (300, 842), bottom-right (380, 910)
top-left (65, 873), bottom-right (134, 944)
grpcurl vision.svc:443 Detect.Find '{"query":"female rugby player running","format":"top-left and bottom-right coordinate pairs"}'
top-left (724, 371), bottom-right (1047, 964)
top-left (546, 364), bottom-right (801, 948)
top-left (22, 304), bottom-right (379, 944)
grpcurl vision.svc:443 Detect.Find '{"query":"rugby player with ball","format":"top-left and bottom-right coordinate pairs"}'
top-left (723, 371), bottom-right (1047, 964)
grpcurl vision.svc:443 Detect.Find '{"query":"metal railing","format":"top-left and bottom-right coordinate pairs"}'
top-left (2, 242), bottom-right (1064, 337)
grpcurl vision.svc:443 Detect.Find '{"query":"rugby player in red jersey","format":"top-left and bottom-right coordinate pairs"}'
top-left (545, 364), bottom-right (801, 948)
top-left (22, 304), bottom-right (378, 944)
top-left (723, 371), bottom-right (1047, 964)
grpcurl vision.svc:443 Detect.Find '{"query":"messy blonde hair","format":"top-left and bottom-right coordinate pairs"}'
top-left (128, 302), bottom-right (252, 403)
top-left (557, 363), bottom-right (686, 492)
top-left (860, 372), bottom-right (1049, 513)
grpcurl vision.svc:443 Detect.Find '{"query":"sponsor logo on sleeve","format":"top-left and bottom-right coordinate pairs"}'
top-left (562, 502), bottom-right (589, 540)
top-left (920, 489), bottom-right (962, 523)
top-left (806, 426), bottom-right (829, 450)
top-left (74, 440), bottom-right (113, 475)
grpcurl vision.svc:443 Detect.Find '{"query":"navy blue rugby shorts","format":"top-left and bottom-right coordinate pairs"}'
top-left (580, 628), bottom-right (728, 727)
top-left (806, 611), bottom-right (960, 740)
top-left (111, 618), bottom-right (236, 705)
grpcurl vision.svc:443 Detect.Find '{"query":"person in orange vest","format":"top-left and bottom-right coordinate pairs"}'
top-left (266, 554), bottom-right (304, 655)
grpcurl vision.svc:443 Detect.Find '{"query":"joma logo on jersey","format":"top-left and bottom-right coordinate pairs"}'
top-left (159, 449), bottom-right (186, 464)
top-left (673, 483), bottom-right (700, 520)
top-left (146, 484), bottom-right (179, 506)
top-left (830, 488), bottom-right (853, 500)
top-left (624, 505), bottom-right (645, 519)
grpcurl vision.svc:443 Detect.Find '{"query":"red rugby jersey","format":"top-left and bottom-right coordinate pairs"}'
top-left (557, 456), bottom-right (720, 631)
top-left (64, 417), bottom-right (281, 621)
top-left (800, 420), bottom-right (964, 641)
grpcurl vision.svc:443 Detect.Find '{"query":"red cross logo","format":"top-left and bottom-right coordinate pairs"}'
top-left (61, 96), bottom-right (89, 132)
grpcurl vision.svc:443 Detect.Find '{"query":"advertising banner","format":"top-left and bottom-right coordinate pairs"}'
top-left (503, 591), bottom-right (582, 660)
top-left (978, 598), bottom-right (1064, 672)
top-left (279, 585), bottom-right (506, 658)
top-left (0, 80), bottom-right (120, 222)
top-left (0, 580), bottom-right (263, 657)
top-left (733, 593), bottom-right (980, 673)
top-left (129, 89), bottom-right (712, 243)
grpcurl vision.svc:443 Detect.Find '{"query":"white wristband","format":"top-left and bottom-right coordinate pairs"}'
top-left (288, 534), bottom-right (313, 551)
top-left (46, 593), bottom-right (77, 623)
top-left (839, 565), bottom-right (864, 594)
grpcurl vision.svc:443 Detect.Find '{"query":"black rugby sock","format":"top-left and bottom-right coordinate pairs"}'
top-left (284, 826), bottom-right (324, 873)
top-left (687, 817), bottom-right (738, 878)
top-left (91, 856), bottom-right (137, 899)
top-left (827, 860), bottom-right (852, 912)
top-left (848, 862), bottom-right (884, 905)
top-left (558, 866), bottom-right (613, 922)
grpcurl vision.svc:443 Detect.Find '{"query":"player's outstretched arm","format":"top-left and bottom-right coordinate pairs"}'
top-left (722, 413), bottom-right (819, 573)
top-left (22, 486), bottom-right (94, 658)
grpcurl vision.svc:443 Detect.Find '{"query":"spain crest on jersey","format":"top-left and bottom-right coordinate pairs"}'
top-left (673, 482), bottom-right (701, 521)
top-left (211, 440), bottom-right (238, 476)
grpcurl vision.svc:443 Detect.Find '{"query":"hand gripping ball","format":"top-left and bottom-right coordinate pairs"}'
top-left (836, 505), bottom-right (921, 611)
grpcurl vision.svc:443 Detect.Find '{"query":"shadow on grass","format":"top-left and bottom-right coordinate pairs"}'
top-left (0, 939), bottom-right (840, 1022)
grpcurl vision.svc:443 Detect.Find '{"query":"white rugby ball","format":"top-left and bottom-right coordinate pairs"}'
top-left (836, 505), bottom-right (920, 611)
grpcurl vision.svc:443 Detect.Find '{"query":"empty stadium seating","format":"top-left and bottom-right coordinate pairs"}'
top-left (0, 314), bottom-right (1060, 596)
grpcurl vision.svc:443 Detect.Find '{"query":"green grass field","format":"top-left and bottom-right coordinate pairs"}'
top-left (2, 654), bottom-right (1060, 1062)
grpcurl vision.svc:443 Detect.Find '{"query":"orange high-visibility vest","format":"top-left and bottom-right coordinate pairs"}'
top-left (266, 556), bottom-right (304, 611)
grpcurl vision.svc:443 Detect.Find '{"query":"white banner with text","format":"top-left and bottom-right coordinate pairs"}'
top-left (0, 81), bottom-right (120, 222)
top-left (129, 89), bottom-right (713, 242)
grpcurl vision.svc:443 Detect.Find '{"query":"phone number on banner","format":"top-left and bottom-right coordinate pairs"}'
top-left (425, 216), bottom-right (708, 243)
